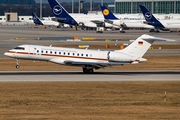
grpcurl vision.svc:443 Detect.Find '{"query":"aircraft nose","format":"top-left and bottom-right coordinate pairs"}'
top-left (4, 51), bottom-right (12, 57)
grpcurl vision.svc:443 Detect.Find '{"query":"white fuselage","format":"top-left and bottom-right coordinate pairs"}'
top-left (159, 20), bottom-right (180, 29)
top-left (41, 19), bottom-right (60, 27)
top-left (4, 45), bottom-right (135, 65)
top-left (69, 14), bottom-right (147, 28)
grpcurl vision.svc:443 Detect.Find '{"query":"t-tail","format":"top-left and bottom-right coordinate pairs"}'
top-left (32, 12), bottom-right (43, 25)
top-left (139, 5), bottom-right (164, 28)
top-left (100, 5), bottom-right (119, 20)
top-left (116, 34), bottom-right (174, 61)
top-left (47, 0), bottom-right (78, 25)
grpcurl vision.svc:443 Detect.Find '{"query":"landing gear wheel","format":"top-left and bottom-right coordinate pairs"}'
top-left (88, 69), bottom-right (94, 73)
top-left (83, 67), bottom-right (94, 73)
top-left (16, 65), bottom-right (20, 69)
top-left (15, 59), bottom-right (20, 69)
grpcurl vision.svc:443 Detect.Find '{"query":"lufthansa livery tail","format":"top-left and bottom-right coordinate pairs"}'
top-left (32, 12), bottom-right (44, 25)
top-left (47, 0), bottom-right (78, 25)
top-left (100, 5), bottom-right (119, 20)
top-left (139, 5), bottom-right (164, 28)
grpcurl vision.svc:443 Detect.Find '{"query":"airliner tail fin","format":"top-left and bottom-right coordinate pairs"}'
top-left (100, 5), bottom-right (119, 20)
top-left (32, 12), bottom-right (43, 25)
top-left (47, 0), bottom-right (78, 25)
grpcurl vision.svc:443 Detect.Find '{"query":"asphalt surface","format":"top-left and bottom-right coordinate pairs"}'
top-left (0, 71), bottom-right (179, 81)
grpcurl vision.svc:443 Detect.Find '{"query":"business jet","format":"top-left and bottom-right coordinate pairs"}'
top-left (100, 5), bottom-right (155, 33)
top-left (32, 12), bottom-right (60, 27)
top-left (139, 5), bottom-right (180, 32)
top-left (47, 0), bottom-right (113, 30)
top-left (4, 34), bottom-right (173, 73)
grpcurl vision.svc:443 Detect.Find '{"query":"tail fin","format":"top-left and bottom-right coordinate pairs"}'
top-left (100, 5), bottom-right (119, 20)
top-left (47, 0), bottom-right (78, 25)
top-left (139, 5), bottom-right (165, 28)
top-left (118, 34), bottom-right (174, 59)
top-left (32, 12), bottom-right (44, 25)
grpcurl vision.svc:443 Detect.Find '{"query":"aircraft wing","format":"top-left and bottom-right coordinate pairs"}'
top-left (49, 58), bottom-right (129, 69)
top-left (91, 20), bottom-right (104, 24)
top-left (65, 61), bottom-right (131, 69)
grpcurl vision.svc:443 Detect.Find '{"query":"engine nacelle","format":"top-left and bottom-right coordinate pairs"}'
top-left (109, 52), bottom-right (134, 62)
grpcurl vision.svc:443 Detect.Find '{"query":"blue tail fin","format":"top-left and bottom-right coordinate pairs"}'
top-left (139, 5), bottom-right (158, 22)
top-left (47, 0), bottom-right (78, 25)
top-left (100, 5), bottom-right (119, 20)
top-left (139, 5), bottom-right (164, 28)
top-left (32, 12), bottom-right (43, 25)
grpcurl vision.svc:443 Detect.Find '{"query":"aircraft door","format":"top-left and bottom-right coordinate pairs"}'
top-left (107, 51), bottom-right (110, 61)
top-left (28, 46), bottom-right (36, 59)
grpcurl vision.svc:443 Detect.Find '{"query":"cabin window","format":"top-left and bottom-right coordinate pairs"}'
top-left (81, 54), bottom-right (83, 56)
top-left (77, 53), bottom-right (79, 56)
top-left (50, 51), bottom-right (52, 54)
top-left (59, 52), bottom-right (61, 54)
top-left (68, 53), bottom-right (70, 55)
top-left (46, 51), bottom-right (48, 54)
top-left (55, 52), bottom-right (57, 54)
top-left (14, 47), bottom-right (25, 50)
top-left (73, 53), bottom-right (75, 56)
top-left (37, 50), bottom-right (39, 53)
top-left (64, 52), bottom-right (66, 55)
top-left (41, 51), bottom-right (43, 53)
top-left (86, 54), bottom-right (88, 57)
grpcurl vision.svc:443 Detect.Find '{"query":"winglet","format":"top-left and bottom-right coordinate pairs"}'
top-left (100, 5), bottom-right (119, 20)
top-left (32, 12), bottom-right (44, 25)
top-left (47, 0), bottom-right (78, 25)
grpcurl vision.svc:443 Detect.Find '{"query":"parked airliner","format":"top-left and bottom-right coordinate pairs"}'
top-left (4, 34), bottom-right (173, 73)
top-left (139, 5), bottom-right (180, 32)
top-left (32, 12), bottom-right (60, 27)
top-left (47, 0), bottom-right (116, 30)
top-left (100, 5), bottom-right (155, 33)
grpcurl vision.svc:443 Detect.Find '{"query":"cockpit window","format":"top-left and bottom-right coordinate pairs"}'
top-left (14, 47), bottom-right (25, 50)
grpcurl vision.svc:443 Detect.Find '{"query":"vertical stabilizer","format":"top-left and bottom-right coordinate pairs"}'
top-left (100, 5), bottom-right (119, 20)
top-left (47, 0), bottom-right (78, 25)
top-left (32, 12), bottom-right (44, 25)
top-left (139, 5), bottom-right (164, 28)
top-left (118, 34), bottom-right (173, 59)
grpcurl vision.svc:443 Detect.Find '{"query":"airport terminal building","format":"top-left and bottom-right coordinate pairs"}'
top-left (111, 0), bottom-right (180, 14)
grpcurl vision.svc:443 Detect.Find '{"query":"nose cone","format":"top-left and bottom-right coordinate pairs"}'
top-left (4, 51), bottom-right (12, 57)
top-left (4, 52), bottom-right (8, 56)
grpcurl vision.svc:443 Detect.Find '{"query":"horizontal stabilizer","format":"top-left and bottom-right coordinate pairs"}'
top-left (141, 36), bottom-right (175, 41)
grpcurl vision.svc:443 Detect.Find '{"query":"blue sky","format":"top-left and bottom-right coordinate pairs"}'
top-left (35, 0), bottom-right (114, 3)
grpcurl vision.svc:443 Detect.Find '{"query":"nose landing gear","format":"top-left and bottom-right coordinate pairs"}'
top-left (15, 59), bottom-right (20, 69)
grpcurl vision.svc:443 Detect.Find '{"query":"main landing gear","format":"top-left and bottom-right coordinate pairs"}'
top-left (149, 29), bottom-right (159, 32)
top-left (82, 65), bottom-right (94, 73)
top-left (15, 59), bottom-right (20, 69)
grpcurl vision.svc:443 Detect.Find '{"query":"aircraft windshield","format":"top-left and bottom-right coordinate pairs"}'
top-left (14, 47), bottom-right (25, 50)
